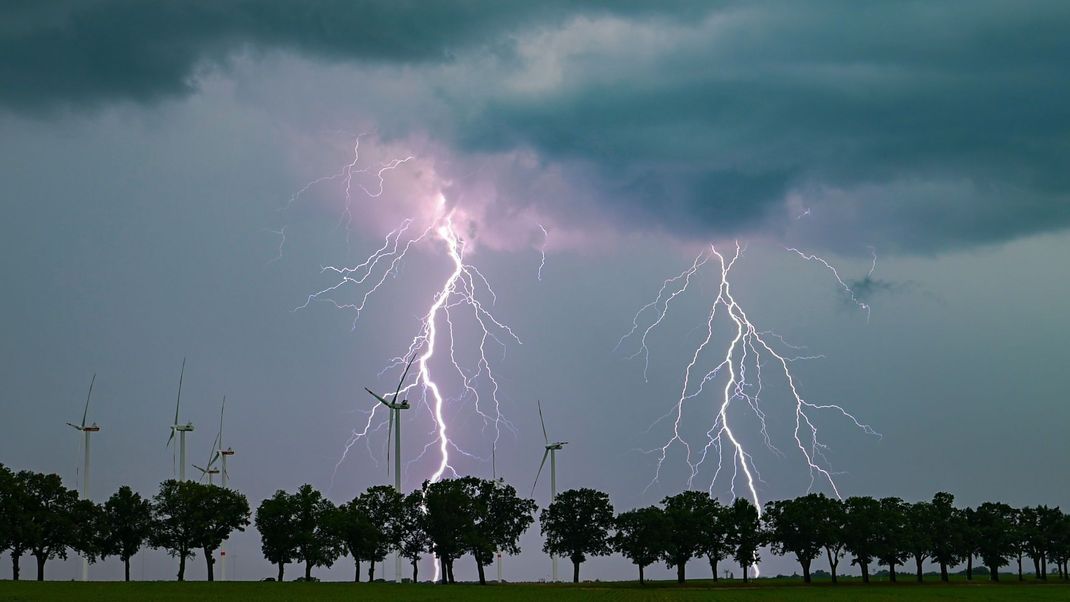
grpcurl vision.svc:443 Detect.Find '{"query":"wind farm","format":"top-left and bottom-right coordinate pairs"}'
top-left (3, 1), bottom-right (1070, 600)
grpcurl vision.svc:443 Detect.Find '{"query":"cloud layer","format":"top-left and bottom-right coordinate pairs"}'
top-left (5, 1), bottom-right (1070, 254)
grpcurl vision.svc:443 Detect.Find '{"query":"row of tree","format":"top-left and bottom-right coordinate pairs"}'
top-left (4, 460), bottom-right (1070, 585)
top-left (0, 464), bottom-right (249, 581)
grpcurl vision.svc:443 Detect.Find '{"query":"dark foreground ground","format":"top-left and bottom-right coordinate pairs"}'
top-left (2, 577), bottom-right (1069, 601)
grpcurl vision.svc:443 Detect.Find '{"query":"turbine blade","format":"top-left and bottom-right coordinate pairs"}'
top-left (166, 427), bottom-right (175, 447)
top-left (81, 373), bottom-right (96, 428)
top-left (386, 409), bottom-right (394, 470)
top-left (531, 449), bottom-right (549, 496)
top-left (538, 400), bottom-right (548, 444)
top-left (365, 387), bottom-right (390, 406)
top-left (392, 351), bottom-right (418, 403)
top-left (66, 422), bottom-right (81, 431)
top-left (173, 358), bottom-right (186, 427)
top-left (217, 395), bottom-right (226, 449)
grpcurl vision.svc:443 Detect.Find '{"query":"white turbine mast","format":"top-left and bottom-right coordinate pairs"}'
top-left (531, 400), bottom-right (567, 582)
top-left (166, 358), bottom-right (194, 482)
top-left (213, 395), bottom-right (236, 580)
top-left (66, 373), bottom-right (100, 582)
top-left (364, 351), bottom-right (417, 583)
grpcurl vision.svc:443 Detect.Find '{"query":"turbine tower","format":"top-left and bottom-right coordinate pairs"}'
top-left (493, 445), bottom-right (505, 583)
top-left (364, 352), bottom-right (417, 583)
top-left (532, 400), bottom-right (567, 582)
top-left (213, 395), bottom-right (236, 580)
top-left (66, 374), bottom-right (100, 582)
top-left (166, 358), bottom-right (194, 482)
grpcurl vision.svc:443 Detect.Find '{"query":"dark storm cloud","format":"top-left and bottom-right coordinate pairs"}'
top-left (4, 1), bottom-right (1070, 253)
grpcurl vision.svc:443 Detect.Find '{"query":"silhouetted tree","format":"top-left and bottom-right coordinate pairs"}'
top-left (0, 467), bottom-right (33, 580)
top-left (875, 497), bottom-right (909, 583)
top-left (149, 480), bottom-right (200, 581)
top-left (763, 494), bottom-right (828, 583)
top-left (192, 484), bottom-right (249, 581)
top-left (613, 506), bottom-right (667, 584)
top-left (255, 490), bottom-right (299, 581)
top-left (699, 498), bottom-right (731, 582)
top-left (725, 498), bottom-right (761, 583)
top-left (814, 494), bottom-right (846, 583)
top-left (329, 498), bottom-right (378, 582)
top-left (842, 496), bottom-right (880, 583)
top-left (292, 484), bottom-right (342, 580)
top-left (660, 491), bottom-right (717, 583)
top-left (1051, 512), bottom-right (1070, 581)
top-left (422, 478), bottom-right (478, 583)
top-left (22, 471), bottom-right (81, 581)
top-left (471, 478), bottom-right (536, 585)
top-left (398, 490), bottom-right (430, 582)
top-left (961, 506), bottom-right (980, 579)
top-left (540, 488), bottom-right (614, 583)
top-left (975, 502), bottom-right (1017, 582)
top-left (102, 486), bottom-right (153, 581)
top-left (929, 492), bottom-right (964, 582)
top-left (903, 500), bottom-right (934, 583)
top-left (354, 485), bottom-right (402, 581)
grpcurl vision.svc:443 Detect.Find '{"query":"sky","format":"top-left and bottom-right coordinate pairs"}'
top-left (1, 0), bottom-right (1069, 582)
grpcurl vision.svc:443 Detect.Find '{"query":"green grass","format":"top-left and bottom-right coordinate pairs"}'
top-left (2, 578), bottom-right (1068, 601)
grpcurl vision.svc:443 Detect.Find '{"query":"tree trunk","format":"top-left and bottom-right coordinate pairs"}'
top-left (204, 547), bottom-right (215, 582)
top-left (800, 557), bottom-right (811, 584)
top-left (991, 563), bottom-right (999, 582)
top-left (1017, 555), bottom-right (1023, 581)
top-left (940, 561), bottom-right (948, 582)
top-left (573, 559), bottom-right (580, 583)
top-left (742, 562), bottom-right (749, 583)
top-left (966, 555), bottom-right (973, 580)
top-left (368, 561), bottom-right (374, 582)
top-left (177, 553), bottom-right (186, 582)
top-left (124, 557), bottom-right (131, 582)
top-left (915, 556), bottom-right (924, 583)
top-left (354, 559), bottom-right (360, 582)
top-left (709, 556), bottom-right (719, 582)
top-left (638, 564), bottom-right (645, 585)
top-left (447, 559), bottom-right (455, 584)
top-left (412, 559), bottom-right (419, 583)
top-left (826, 548), bottom-right (839, 584)
top-left (11, 553), bottom-right (19, 581)
top-left (277, 562), bottom-right (284, 582)
top-left (35, 554), bottom-right (45, 581)
top-left (304, 560), bottom-right (312, 581)
top-left (439, 557), bottom-right (448, 584)
top-left (1041, 554), bottom-right (1047, 579)
top-left (476, 559), bottom-right (486, 585)
top-left (1033, 556), bottom-right (1041, 579)
top-left (676, 562), bottom-right (685, 584)
top-left (889, 562), bottom-right (896, 583)
top-left (860, 560), bottom-right (869, 584)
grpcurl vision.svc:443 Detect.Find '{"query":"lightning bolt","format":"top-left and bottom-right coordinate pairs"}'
top-left (287, 139), bottom-right (521, 583)
top-left (620, 242), bottom-right (880, 574)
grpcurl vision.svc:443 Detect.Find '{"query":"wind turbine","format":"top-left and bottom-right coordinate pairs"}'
top-left (532, 400), bottom-right (567, 582)
top-left (492, 445), bottom-right (505, 583)
top-left (67, 374), bottom-right (100, 582)
top-left (212, 395), bottom-right (236, 580)
top-left (166, 358), bottom-right (194, 482)
top-left (192, 463), bottom-right (220, 485)
top-left (363, 352), bottom-right (417, 583)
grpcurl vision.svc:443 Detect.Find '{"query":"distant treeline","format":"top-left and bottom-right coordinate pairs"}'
top-left (2, 463), bottom-right (1069, 584)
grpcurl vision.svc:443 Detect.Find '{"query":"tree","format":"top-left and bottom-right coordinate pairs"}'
top-left (928, 492), bottom-right (964, 582)
top-left (0, 465), bottom-right (13, 576)
top-left (329, 498), bottom-right (379, 582)
top-left (255, 490), bottom-right (299, 581)
top-left (192, 484), bottom-right (250, 581)
top-left (763, 494), bottom-right (828, 583)
top-left (470, 478), bottom-right (536, 585)
top-left (102, 486), bottom-right (153, 581)
top-left (814, 494), bottom-right (846, 583)
top-left (422, 478), bottom-right (478, 584)
top-left (292, 484), bottom-right (342, 580)
top-left (699, 499), bottom-right (731, 582)
top-left (875, 497), bottom-right (910, 583)
top-left (725, 498), bottom-right (761, 582)
top-left (354, 485), bottom-right (402, 581)
top-left (842, 496), bottom-right (881, 583)
top-left (149, 480), bottom-right (200, 581)
top-left (0, 468), bottom-right (32, 580)
top-left (961, 506), bottom-right (980, 579)
top-left (902, 500), bottom-right (934, 583)
top-left (660, 491), bottom-right (717, 583)
top-left (22, 471), bottom-right (80, 581)
top-left (613, 506), bottom-right (667, 584)
top-left (397, 490), bottom-right (431, 582)
top-left (975, 502), bottom-right (1017, 582)
top-left (540, 488), bottom-right (614, 583)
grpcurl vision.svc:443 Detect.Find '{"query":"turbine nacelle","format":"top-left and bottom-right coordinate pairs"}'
top-left (545, 441), bottom-right (567, 450)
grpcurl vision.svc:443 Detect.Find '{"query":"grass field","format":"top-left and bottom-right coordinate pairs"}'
top-left (2, 578), bottom-right (1068, 601)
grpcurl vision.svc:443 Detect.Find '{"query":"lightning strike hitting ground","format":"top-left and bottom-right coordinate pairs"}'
top-left (287, 141), bottom-right (522, 582)
top-left (620, 243), bottom-right (880, 543)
